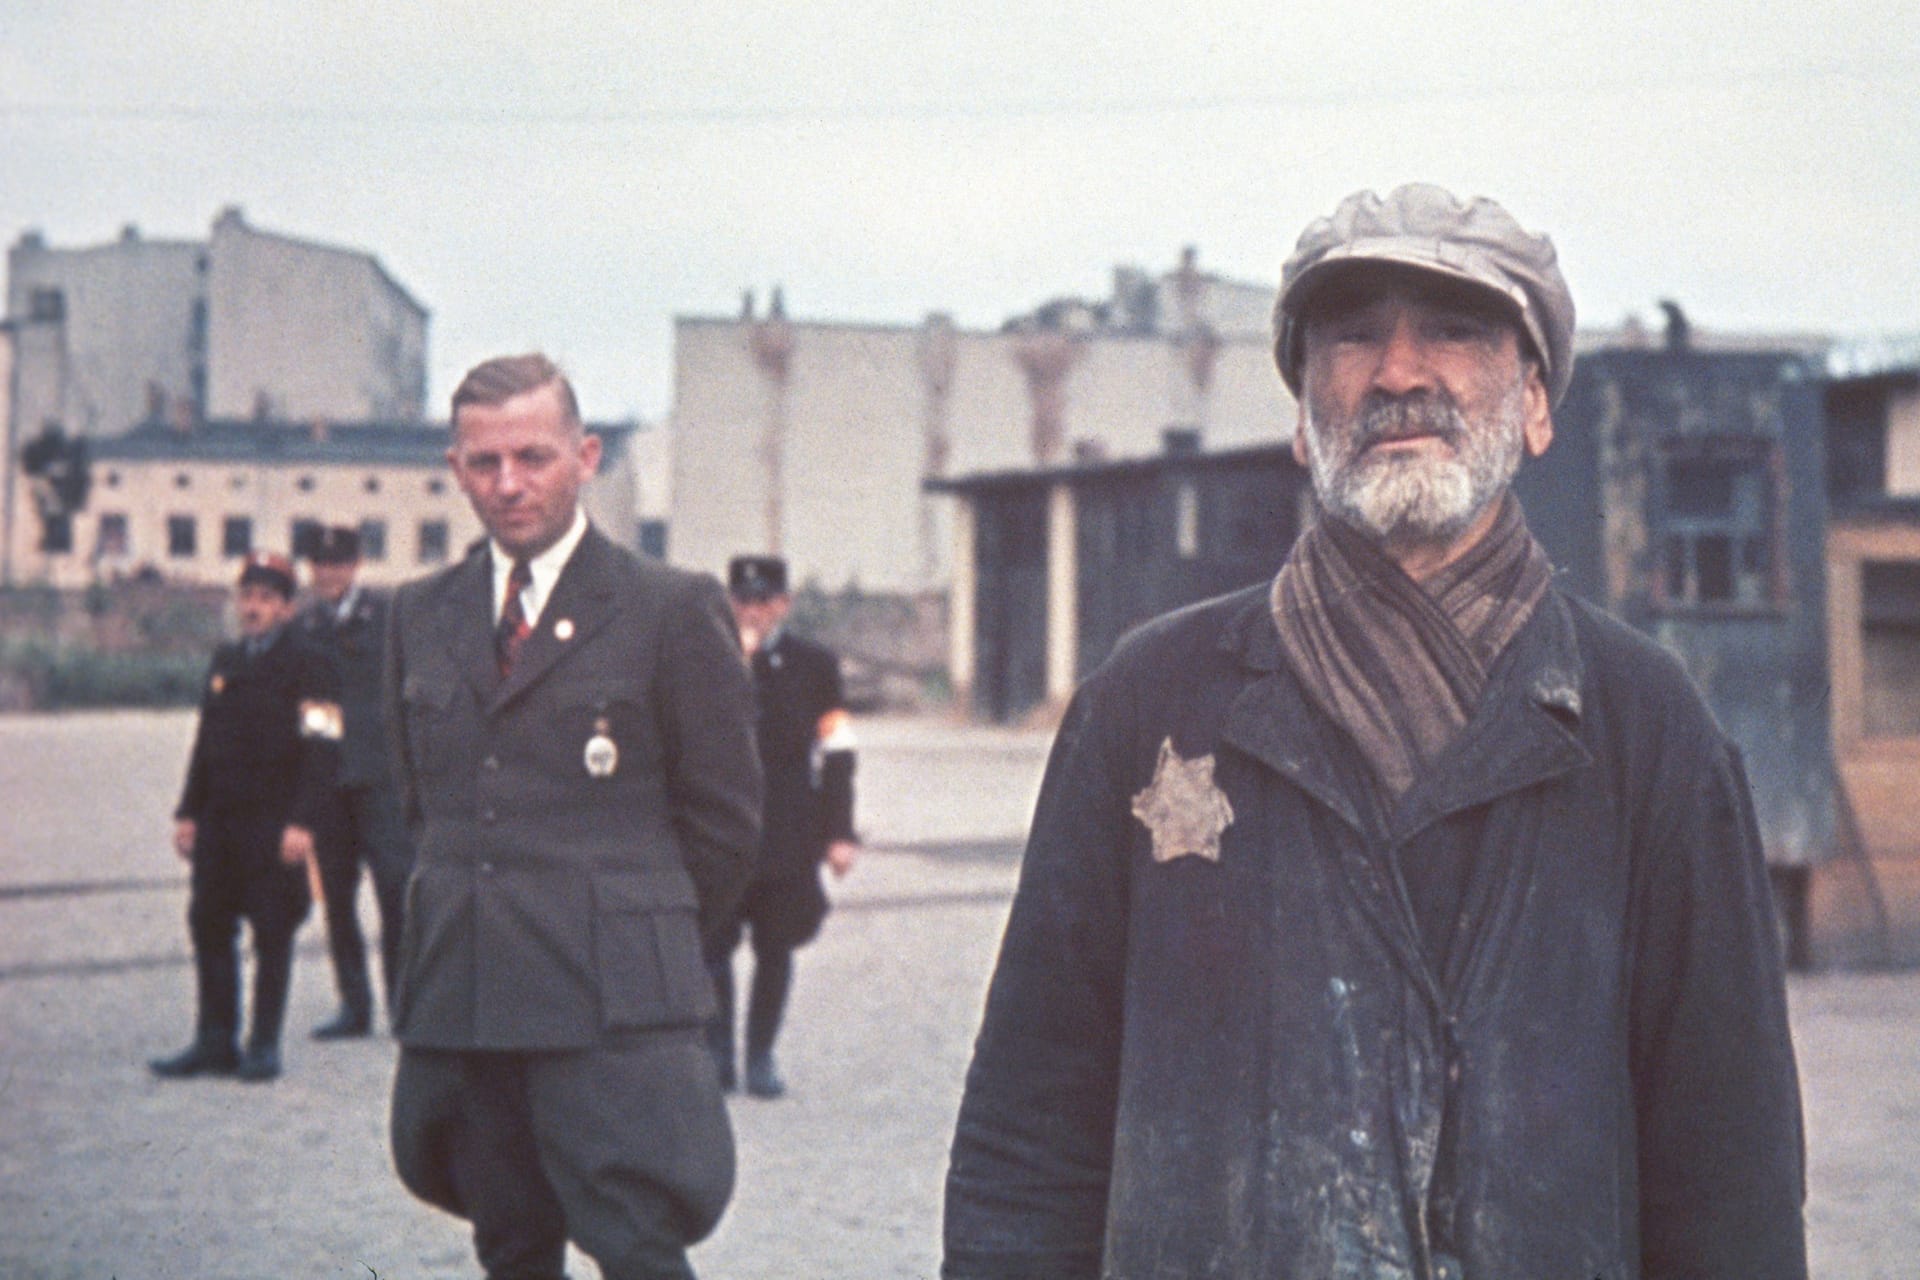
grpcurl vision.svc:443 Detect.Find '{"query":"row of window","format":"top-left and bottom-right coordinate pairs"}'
top-left (83, 513), bottom-right (453, 565)
top-left (101, 470), bottom-right (449, 497)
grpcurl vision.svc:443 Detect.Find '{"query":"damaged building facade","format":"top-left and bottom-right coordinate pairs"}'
top-left (937, 329), bottom-right (1920, 968)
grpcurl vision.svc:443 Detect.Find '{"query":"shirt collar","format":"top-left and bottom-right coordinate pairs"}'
top-left (491, 507), bottom-right (589, 626)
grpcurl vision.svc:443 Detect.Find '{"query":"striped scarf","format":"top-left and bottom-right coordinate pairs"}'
top-left (1270, 493), bottom-right (1553, 799)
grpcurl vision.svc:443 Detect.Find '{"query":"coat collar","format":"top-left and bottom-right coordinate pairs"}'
top-left (1220, 585), bottom-right (1592, 842)
top-left (487, 524), bottom-right (624, 713)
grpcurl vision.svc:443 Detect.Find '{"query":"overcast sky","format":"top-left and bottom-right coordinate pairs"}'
top-left (4, 1), bottom-right (1917, 423)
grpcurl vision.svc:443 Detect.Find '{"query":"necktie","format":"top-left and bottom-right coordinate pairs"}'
top-left (495, 558), bottom-right (533, 675)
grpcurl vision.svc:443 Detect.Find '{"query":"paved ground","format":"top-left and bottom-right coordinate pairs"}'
top-left (1, 709), bottom-right (1916, 1278)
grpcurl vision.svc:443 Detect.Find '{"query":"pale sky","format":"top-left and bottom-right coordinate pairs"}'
top-left (4, 0), bottom-right (1917, 423)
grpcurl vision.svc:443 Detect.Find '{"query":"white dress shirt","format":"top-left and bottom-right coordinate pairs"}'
top-left (489, 508), bottom-right (589, 628)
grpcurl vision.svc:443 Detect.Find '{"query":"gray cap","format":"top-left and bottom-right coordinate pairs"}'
top-left (1273, 183), bottom-right (1577, 406)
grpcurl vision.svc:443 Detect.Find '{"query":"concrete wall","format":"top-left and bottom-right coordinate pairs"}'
top-left (5, 231), bottom-right (203, 435)
top-left (1888, 387), bottom-right (1920, 495)
top-left (669, 312), bottom-right (1296, 594)
top-left (206, 212), bottom-right (427, 422)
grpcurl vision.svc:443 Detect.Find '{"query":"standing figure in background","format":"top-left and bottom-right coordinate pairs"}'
top-left (706, 555), bottom-right (858, 1099)
top-left (151, 552), bottom-right (340, 1084)
top-left (297, 524), bottom-right (414, 1039)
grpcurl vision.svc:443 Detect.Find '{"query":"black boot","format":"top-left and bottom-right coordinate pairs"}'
top-left (236, 1042), bottom-right (283, 1082)
top-left (311, 1005), bottom-right (373, 1040)
top-left (149, 1034), bottom-right (239, 1079)
top-left (744, 1052), bottom-right (786, 1099)
top-left (743, 948), bottom-right (793, 1099)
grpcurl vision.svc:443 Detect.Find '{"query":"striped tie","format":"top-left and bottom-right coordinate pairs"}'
top-left (495, 558), bottom-right (533, 675)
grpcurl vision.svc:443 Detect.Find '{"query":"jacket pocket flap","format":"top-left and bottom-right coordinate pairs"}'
top-left (554, 677), bottom-right (647, 710)
top-left (594, 869), bottom-right (698, 913)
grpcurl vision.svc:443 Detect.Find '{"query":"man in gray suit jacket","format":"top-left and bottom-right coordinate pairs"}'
top-left (387, 353), bottom-right (762, 1280)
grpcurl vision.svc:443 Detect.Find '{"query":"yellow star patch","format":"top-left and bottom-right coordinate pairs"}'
top-left (1130, 737), bottom-right (1234, 864)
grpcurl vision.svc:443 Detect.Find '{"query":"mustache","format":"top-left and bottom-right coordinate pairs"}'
top-left (1347, 392), bottom-right (1467, 452)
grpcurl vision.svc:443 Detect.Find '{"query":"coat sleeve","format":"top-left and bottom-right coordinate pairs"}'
top-left (174, 655), bottom-right (217, 821)
top-left (288, 642), bottom-right (343, 833)
top-left (383, 587), bottom-right (422, 834)
top-left (1629, 731), bottom-right (1808, 1279)
top-left (814, 652), bottom-right (857, 844)
top-left (658, 572), bottom-right (763, 943)
top-left (943, 679), bottom-right (1132, 1280)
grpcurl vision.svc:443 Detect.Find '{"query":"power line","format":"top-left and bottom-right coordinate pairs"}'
top-left (2, 56), bottom-right (1915, 128)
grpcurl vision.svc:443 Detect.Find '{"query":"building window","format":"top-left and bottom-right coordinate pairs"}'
top-left (174, 472), bottom-right (192, 490)
top-left (1651, 438), bottom-right (1785, 611)
top-left (1862, 560), bottom-right (1920, 739)
top-left (230, 473), bottom-right (247, 490)
top-left (105, 471), bottom-right (121, 489)
top-left (1174, 480), bottom-right (1200, 559)
top-left (639, 519), bottom-right (668, 559)
top-left (364, 475), bottom-right (382, 494)
top-left (359, 519), bottom-right (388, 562)
top-left (223, 517), bottom-right (253, 558)
top-left (40, 513), bottom-right (74, 554)
top-left (167, 515), bottom-right (197, 558)
top-left (418, 519), bottom-right (450, 563)
top-left (27, 287), bottom-right (64, 322)
top-left (427, 477), bottom-right (446, 495)
top-left (96, 513), bottom-right (130, 558)
top-left (296, 475), bottom-right (316, 493)
top-left (290, 518), bottom-right (323, 559)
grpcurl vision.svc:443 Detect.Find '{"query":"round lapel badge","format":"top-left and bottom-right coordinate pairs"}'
top-left (555, 617), bottom-right (575, 642)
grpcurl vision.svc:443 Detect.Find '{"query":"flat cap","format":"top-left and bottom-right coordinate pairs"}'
top-left (728, 555), bottom-right (788, 601)
top-left (237, 551), bottom-right (296, 599)
top-left (1273, 183), bottom-right (1576, 406)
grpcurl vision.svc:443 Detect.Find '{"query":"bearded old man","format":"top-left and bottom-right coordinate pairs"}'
top-left (942, 185), bottom-right (1807, 1280)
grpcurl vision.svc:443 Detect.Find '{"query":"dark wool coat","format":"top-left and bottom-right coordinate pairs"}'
top-left (944, 584), bottom-right (1807, 1280)
top-left (752, 628), bottom-right (856, 878)
top-left (176, 627), bottom-right (338, 832)
top-left (385, 528), bottom-right (763, 1051)
top-left (296, 586), bottom-right (394, 788)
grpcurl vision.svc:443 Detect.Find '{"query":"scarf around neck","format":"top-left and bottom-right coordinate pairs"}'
top-left (1269, 493), bottom-right (1553, 799)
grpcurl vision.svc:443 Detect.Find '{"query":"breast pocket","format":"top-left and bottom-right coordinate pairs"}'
top-left (401, 673), bottom-right (460, 777)
top-left (550, 677), bottom-right (656, 783)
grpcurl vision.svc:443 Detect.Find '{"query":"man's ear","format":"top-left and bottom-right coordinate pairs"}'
top-left (1291, 405), bottom-right (1311, 467)
top-left (1521, 365), bottom-right (1553, 458)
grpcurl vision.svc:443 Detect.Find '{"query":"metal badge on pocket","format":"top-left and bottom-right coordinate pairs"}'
top-left (584, 715), bottom-right (619, 778)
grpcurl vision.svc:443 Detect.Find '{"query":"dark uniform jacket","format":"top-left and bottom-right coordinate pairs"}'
top-left (297, 586), bottom-right (393, 788)
top-left (176, 628), bottom-right (338, 830)
top-left (944, 584), bottom-right (1807, 1280)
top-left (386, 527), bottom-right (763, 1051)
top-left (753, 629), bottom-right (856, 879)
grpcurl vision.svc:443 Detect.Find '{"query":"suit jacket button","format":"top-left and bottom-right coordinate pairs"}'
top-left (482, 756), bottom-right (500, 771)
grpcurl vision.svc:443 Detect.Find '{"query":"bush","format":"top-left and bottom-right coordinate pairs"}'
top-left (0, 638), bottom-right (206, 711)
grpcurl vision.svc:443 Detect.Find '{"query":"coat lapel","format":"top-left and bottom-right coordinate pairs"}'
top-left (489, 527), bottom-right (624, 714)
top-left (434, 551), bottom-right (500, 704)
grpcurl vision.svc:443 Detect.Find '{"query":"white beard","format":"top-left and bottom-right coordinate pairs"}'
top-left (1301, 377), bottom-right (1528, 549)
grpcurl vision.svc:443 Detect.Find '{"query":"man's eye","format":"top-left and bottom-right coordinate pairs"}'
top-left (1429, 318), bottom-right (1498, 342)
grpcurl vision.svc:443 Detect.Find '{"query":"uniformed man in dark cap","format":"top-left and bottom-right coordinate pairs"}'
top-left (706, 554), bottom-right (858, 1098)
top-left (296, 524), bottom-right (413, 1039)
top-left (151, 552), bottom-right (341, 1083)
